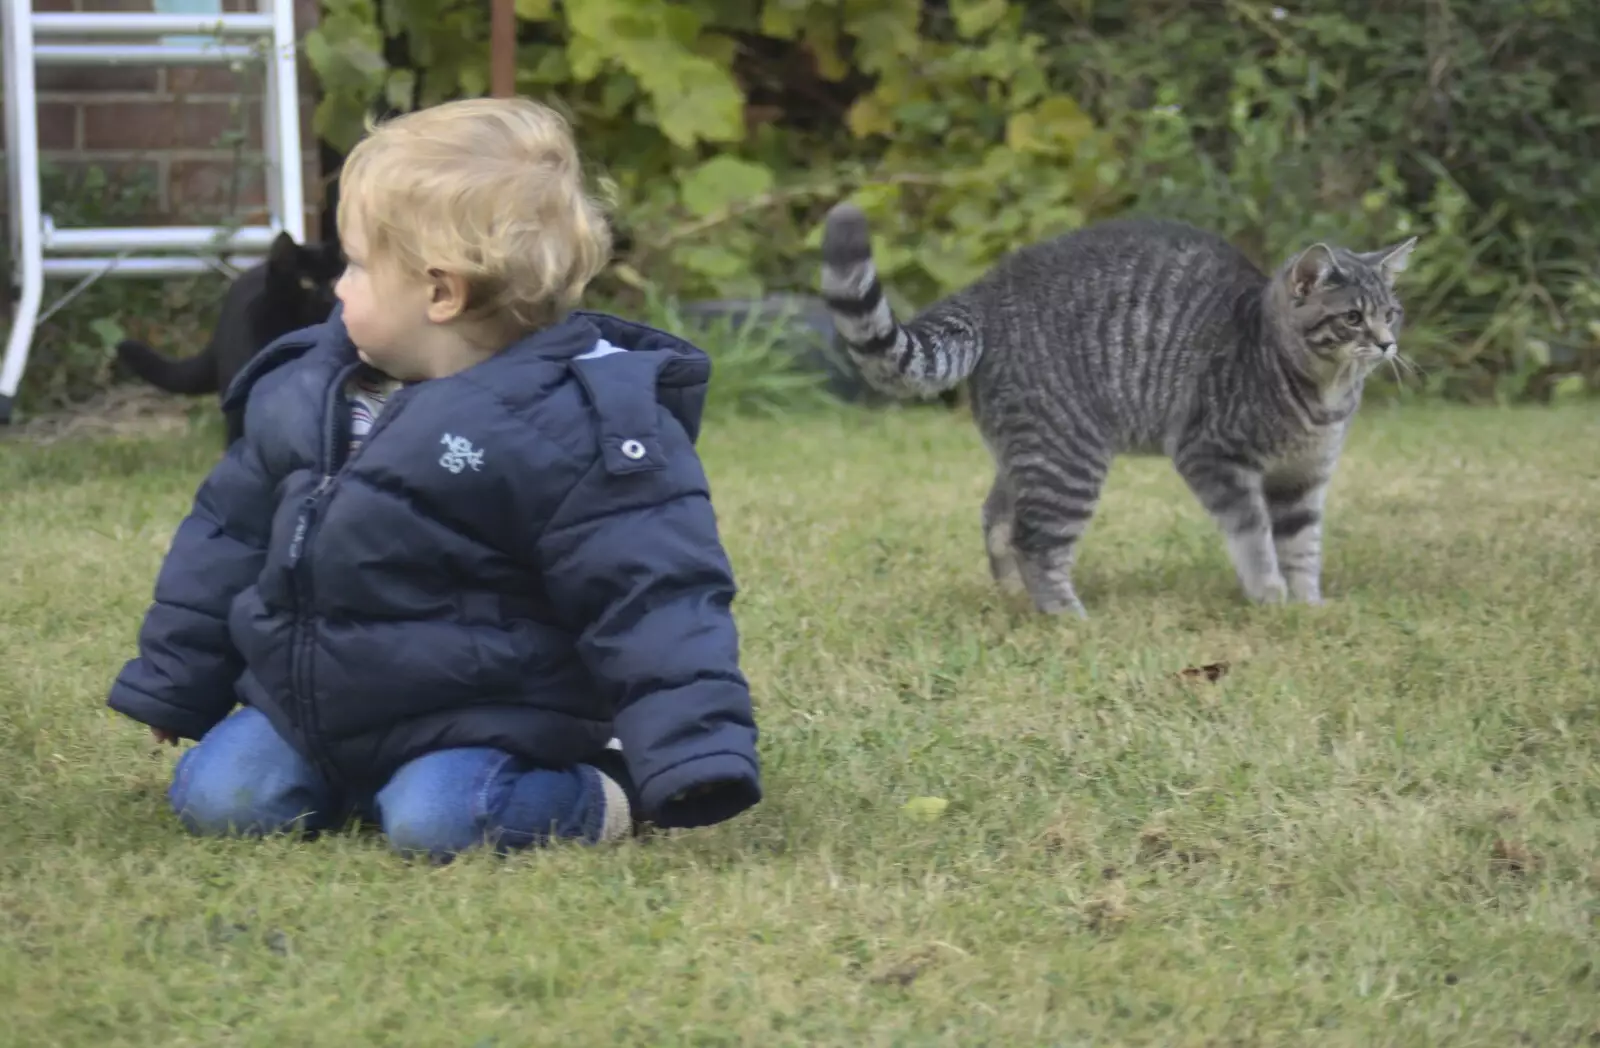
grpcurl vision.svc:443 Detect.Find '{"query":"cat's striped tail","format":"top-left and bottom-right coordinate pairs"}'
top-left (820, 203), bottom-right (983, 400)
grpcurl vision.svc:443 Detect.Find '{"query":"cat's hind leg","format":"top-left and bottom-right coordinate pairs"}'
top-left (1007, 437), bottom-right (1110, 617)
top-left (982, 475), bottom-right (1025, 596)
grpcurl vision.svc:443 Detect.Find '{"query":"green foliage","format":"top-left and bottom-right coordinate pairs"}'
top-left (632, 291), bottom-right (837, 419)
top-left (301, 0), bottom-right (387, 152)
top-left (1056, 0), bottom-right (1600, 401)
top-left (3, 0), bottom-right (1569, 421)
top-left (303, 0), bottom-right (1598, 403)
top-left (305, 0), bottom-right (1119, 325)
top-left (21, 2), bottom-right (1588, 412)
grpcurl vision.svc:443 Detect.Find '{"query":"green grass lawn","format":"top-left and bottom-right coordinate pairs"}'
top-left (2, 400), bottom-right (1597, 1046)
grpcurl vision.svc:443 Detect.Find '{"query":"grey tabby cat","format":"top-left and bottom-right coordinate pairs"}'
top-left (819, 206), bottom-right (1417, 616)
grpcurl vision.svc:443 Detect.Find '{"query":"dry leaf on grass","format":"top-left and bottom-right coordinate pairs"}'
top-left (867, 944), bottom-right (964, 988)
top-left (1081, 878), bottom-right (1133, 933)
top-left (1177, 661), bottom-right (1230, 683)
top-left (1489, 838), bottom-right (1541, 875)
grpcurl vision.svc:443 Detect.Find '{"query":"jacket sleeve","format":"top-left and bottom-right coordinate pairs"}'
top-left (536, 418), bottom-right (760, 830)
top-left (107, 434), bottom-right (277, 740)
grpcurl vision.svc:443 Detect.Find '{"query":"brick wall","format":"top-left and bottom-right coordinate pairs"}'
top-left (2, 0), bottom-right (324, 237)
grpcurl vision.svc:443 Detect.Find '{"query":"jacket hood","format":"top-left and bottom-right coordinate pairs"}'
top-left (221, 305), bottom-right (716, 444)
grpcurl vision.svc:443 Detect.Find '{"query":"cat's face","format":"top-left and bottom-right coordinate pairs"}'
top-left (1280, 237), bottom-right (1417, 375)
top-left (265, 233), bottom-right (345, 328)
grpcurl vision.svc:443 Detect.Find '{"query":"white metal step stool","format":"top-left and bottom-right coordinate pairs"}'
top-left (1, 0), bottom-right (305, 424)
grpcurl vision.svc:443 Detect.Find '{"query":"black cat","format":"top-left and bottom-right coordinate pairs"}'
top-left (117, 231), bottom-right (344, 445)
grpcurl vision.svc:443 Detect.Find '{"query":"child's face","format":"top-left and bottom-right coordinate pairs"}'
top-left (334, 225), bottom-right (438, 379)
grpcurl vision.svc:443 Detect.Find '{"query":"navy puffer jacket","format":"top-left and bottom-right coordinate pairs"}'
top-left (107, 308), bottom-right (760, 829)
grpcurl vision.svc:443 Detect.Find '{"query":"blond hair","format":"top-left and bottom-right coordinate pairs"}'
top-left (337, 97), bottom-right (612, 331)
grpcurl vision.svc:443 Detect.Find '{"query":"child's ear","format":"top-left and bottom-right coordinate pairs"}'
top-left (424, 269), bottom-right (469, 323)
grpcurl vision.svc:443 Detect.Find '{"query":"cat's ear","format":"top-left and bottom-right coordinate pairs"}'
top-left (1359, 236), bottom-right (1418, 286)
top-left (267, 231), bottom-right (298, 274)
top-left (1288, 243), bottom-right (1339, 300)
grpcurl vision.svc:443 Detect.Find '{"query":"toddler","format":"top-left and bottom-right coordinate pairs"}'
top-left (107, 97), bottom-right (760, 858)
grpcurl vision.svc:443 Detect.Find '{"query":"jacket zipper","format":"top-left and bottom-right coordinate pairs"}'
top-left (283, 366), bottom-right (417, 787)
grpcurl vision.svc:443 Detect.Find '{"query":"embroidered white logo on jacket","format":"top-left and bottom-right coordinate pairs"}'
top-left (439, 434), bottom-right (485, 474)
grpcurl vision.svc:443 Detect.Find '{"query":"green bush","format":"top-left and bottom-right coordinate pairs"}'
top-left (1059, 0), bottom-right (1600, 401)
top-left (14, 1), bottom-right (1593, 413)
top-left (305, 0), bottom-right (1598, 403)
top-left (633, 291), bottom-right (839, 419)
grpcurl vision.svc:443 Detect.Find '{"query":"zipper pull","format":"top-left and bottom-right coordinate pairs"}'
top-left (287, 508), bottom-right (311, 566)
top-left (287, 475), bottom-right (333, 566)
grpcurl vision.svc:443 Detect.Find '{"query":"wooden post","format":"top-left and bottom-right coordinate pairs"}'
top-left (490, 0), bottom-right (515, 97)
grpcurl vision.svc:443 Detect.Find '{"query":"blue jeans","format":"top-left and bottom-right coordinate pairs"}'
top-left (168, 706), bottom-right (624, 858)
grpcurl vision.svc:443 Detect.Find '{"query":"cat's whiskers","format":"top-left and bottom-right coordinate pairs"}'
top-left (1383, 352), bottom-right (1425, 388)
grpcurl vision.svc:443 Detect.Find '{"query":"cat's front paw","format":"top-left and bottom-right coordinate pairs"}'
top-left (1246, 575), bottom-right (1289, 605)
top-left (986, 549), bottom-right (1028, 597)
top-left (1037, 596), bottom-right (1089, 618)
top-left (994, 571), bottom-right (1028, 597)
top-left (1286, 576), bottom-right (1323, 605)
